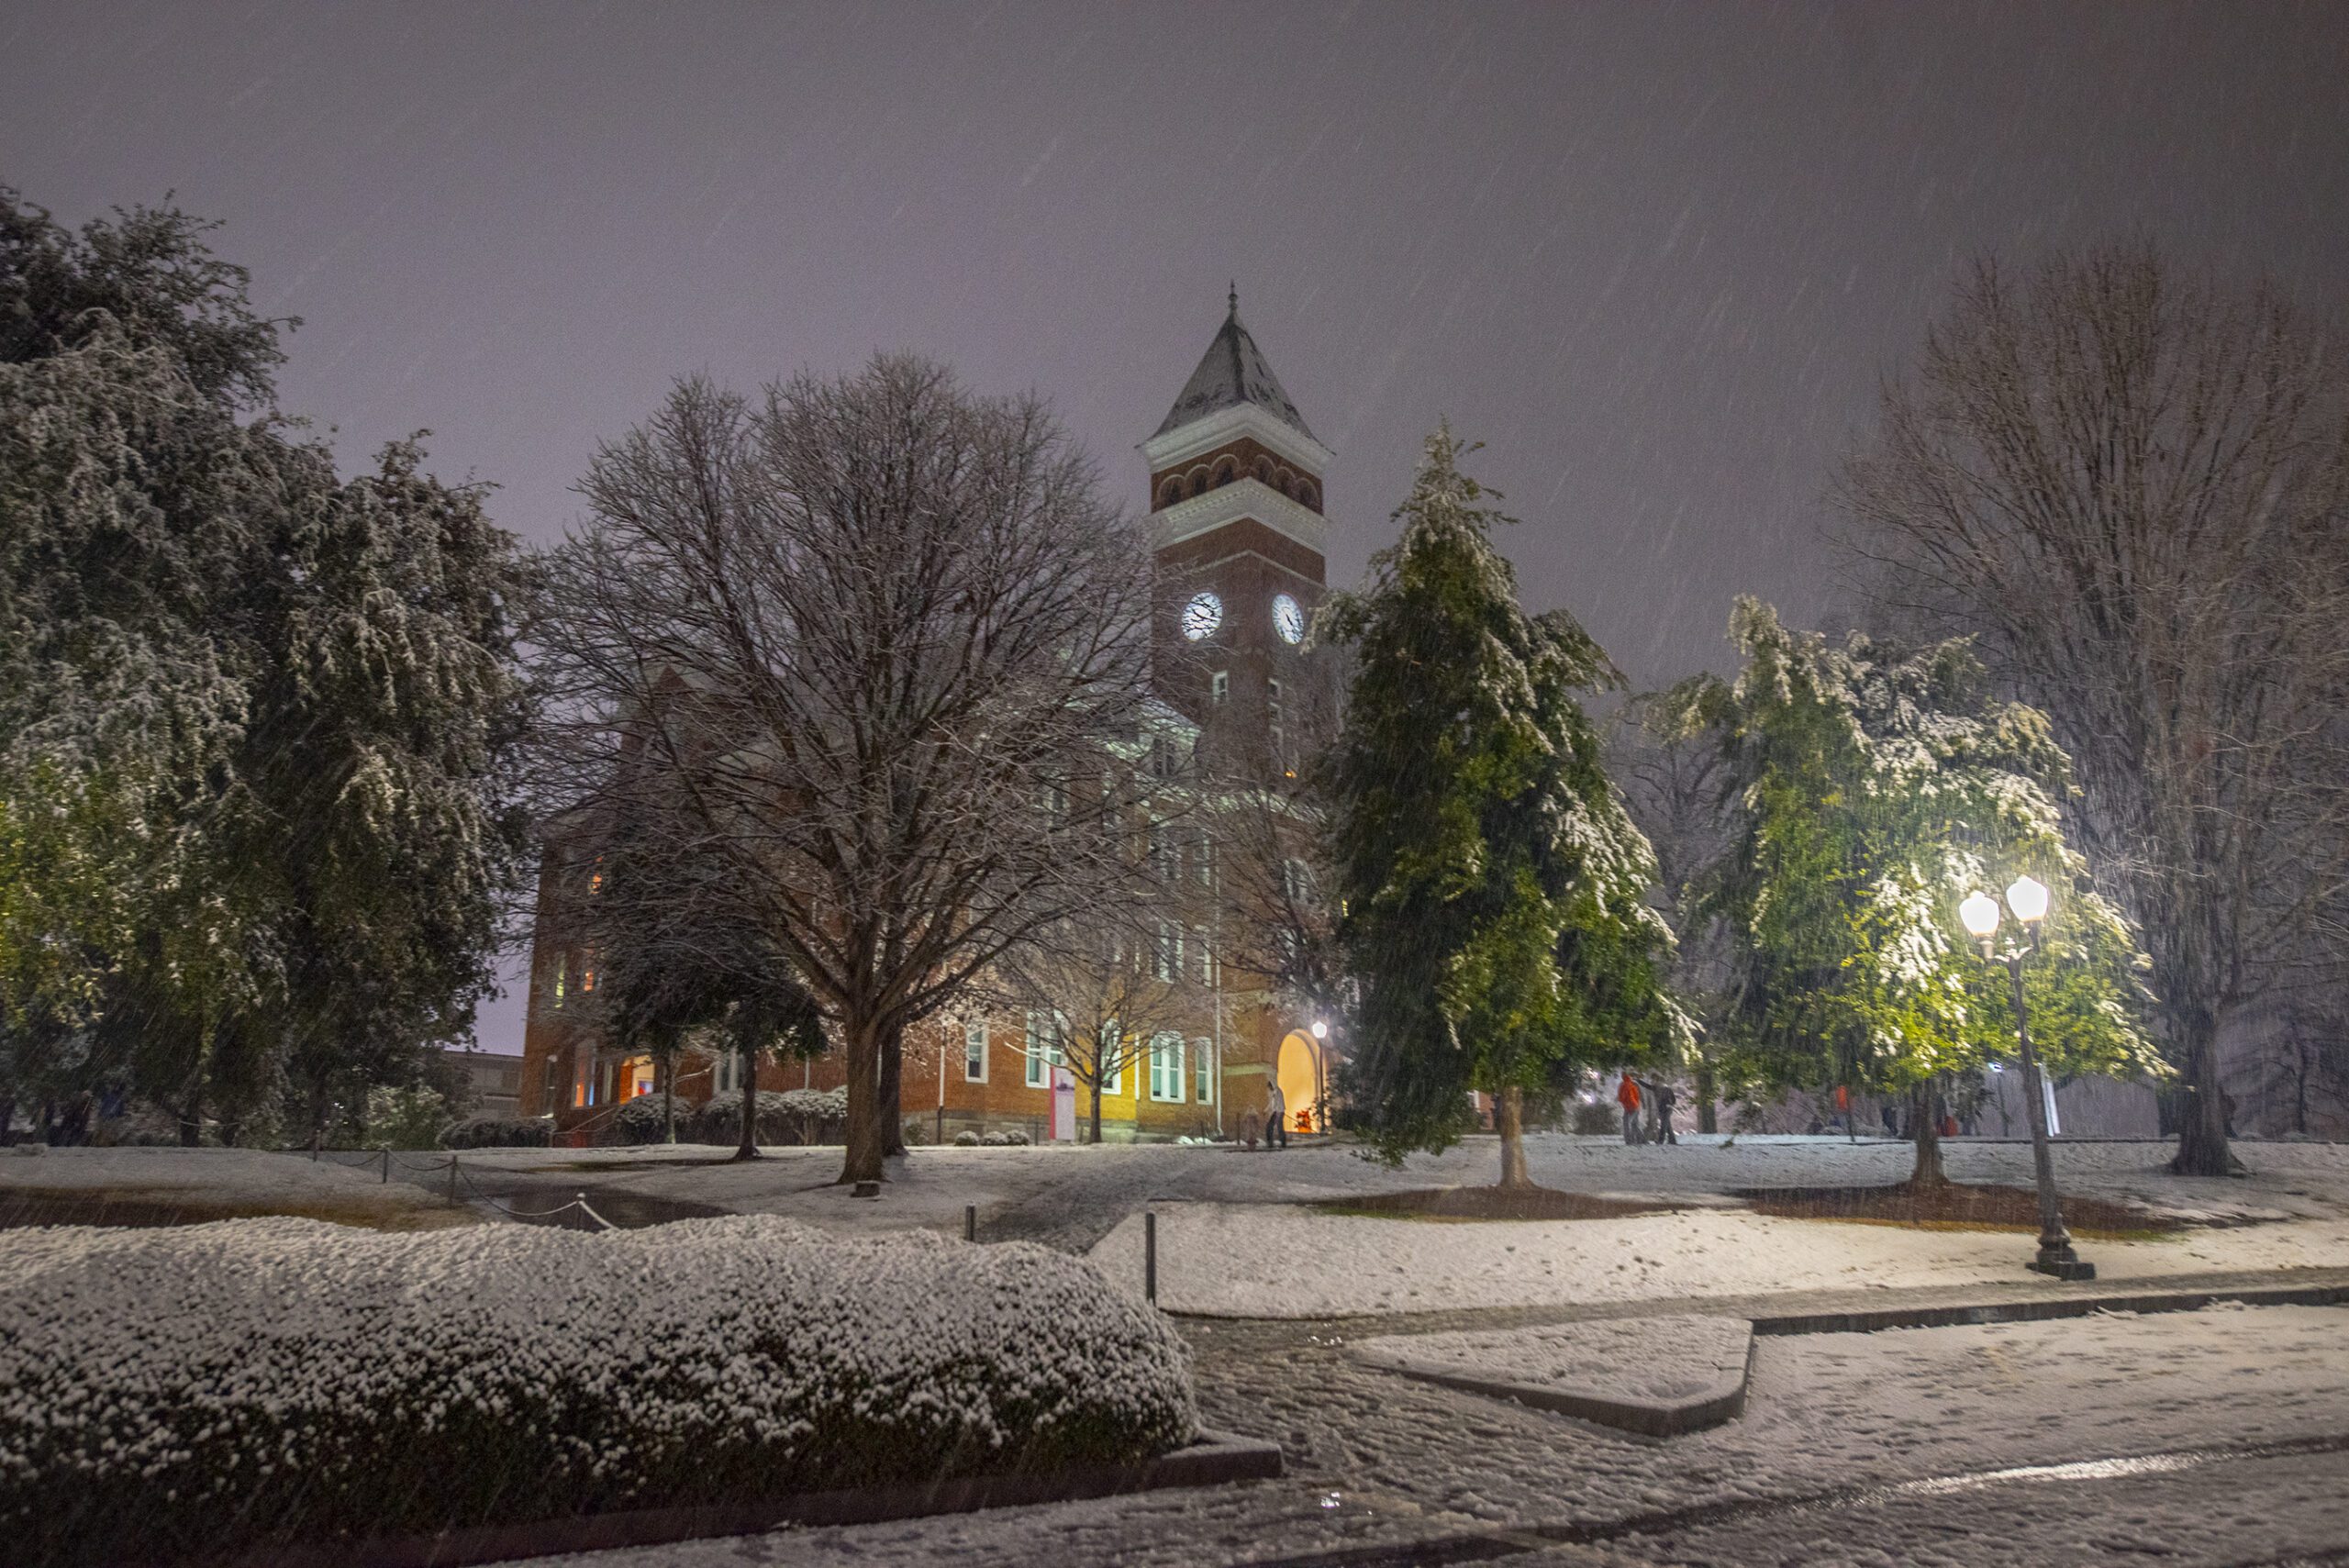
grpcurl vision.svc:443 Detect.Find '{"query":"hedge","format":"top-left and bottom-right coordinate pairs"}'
top-left (0, 1215), bottom-right (1194, 1567)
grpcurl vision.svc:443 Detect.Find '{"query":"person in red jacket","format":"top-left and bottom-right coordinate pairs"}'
top-left (1617, 1072), bottom-right (1643, 1145)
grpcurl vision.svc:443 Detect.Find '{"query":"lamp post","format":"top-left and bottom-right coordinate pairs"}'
top-left (1959, 875), bottom-right (2094, 1281)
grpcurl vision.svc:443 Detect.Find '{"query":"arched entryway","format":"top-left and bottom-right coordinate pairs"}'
top-left (1276, 1030), bottom-right (1321, 1132)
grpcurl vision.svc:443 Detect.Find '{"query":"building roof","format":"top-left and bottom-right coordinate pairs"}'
top-left (1152, 289), bottom-right (1318, 443)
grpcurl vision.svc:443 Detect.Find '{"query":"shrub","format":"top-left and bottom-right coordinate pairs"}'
top-left (0, 1216), bottom-right (1195, 1568)
top-left (953, 1129), bottom-right (982, 1146)
top-left (610, 1093), bottom-right (684, 1144)
top-left (980, 1129), bottom-right (1030, 1147)
top-left (688, 1087), bottom-right (848, 1147)
top-left (1571, 1100), bottom-right (1620, 1136)
top-left (440, 1118), bottom-right (551, 1150)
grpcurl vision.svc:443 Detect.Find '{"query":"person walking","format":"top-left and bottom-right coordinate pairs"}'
top-left (1653, 1079), bottom-right (1678, 1145)
top-left (1616, 1072), bottom-right (1643, 1145)
top-left (1264, 1081), bottom-right (1288, 1151)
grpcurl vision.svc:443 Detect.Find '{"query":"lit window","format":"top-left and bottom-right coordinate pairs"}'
top-left (1196, 927), bottom-right (1214, 985)
top-left (1024, 1010), bottom-right (1064, 1088)
top-left (582, 967), bottom-right (596, 994)
top-left (1154, 919), bottom-right (1180, 983)
top-left (552, 956), bottom-right (566, 1009)
top-left (1193, 1038), bottom-right (1214, 1103)
top-left (1150, 1032), bottom-right (1185, 1102)
top-left (1210, 670), bottom-right (1229, 706)
top-left (964, 1020), bottom-right (988, 1084)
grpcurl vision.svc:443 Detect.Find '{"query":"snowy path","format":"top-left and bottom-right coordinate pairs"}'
top-left (511, 1299), bottom-right (2349, 1568)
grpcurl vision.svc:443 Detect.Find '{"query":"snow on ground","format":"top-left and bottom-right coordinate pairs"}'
top-left (1352, 1313), bottom-right (1750, 1407)
top-left (1087, 1199), bottom-right (2349, 1318)
top-left (0, 1146), bottom-right (473, 1229)
top-left (443, 1132), bottom-right (2349, 1252)
top-left (510, 1301), bottom-right (2349, 1568)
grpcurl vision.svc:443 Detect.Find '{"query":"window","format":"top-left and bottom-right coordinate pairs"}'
top-left (589, 855), bottom-right (604, 895)
top-left (1194, 834), bottom-right (1215, 888)
top-left (1150, 735), bottom-right (1181, 780)
top-left (1153, 918), bottom-right (1181, 983)
top-left (1193, 1037), bottom-right (1215, 1103)
top-left (715, 1051), bottom-right (738, 1095)
top-left (551, 954), bottom-right (567, 1009)
top-left (1267, 677), bottom-right (1285, 768)
top-left (963, 1020), bottom-right (988, 1083)
top-left (1041, 776), bottom-right (1069, 817)
top-left (1210, 670), bottom-right (1229, 706)
top-left (1211, 458), bottom-right (1237, 489)
top-left (1024, 1009), bottom-right (1064, 1088)
top-left (581, 965), bottom-right (596, 994)
top-left (1159, 477), bottom-right (1182, 507)
top-left (1196, 927), bottom-right (1215, 986)
top-left (1150, 1033), bottom-right (1185, 1101)
top-left (1148, 825), bottom-right (1177, 882)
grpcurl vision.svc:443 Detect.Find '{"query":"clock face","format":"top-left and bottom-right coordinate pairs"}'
top-left (1273, 593), bottom-right (1305, 645)
top-left (1182, 590), bottom-right (1223, 641)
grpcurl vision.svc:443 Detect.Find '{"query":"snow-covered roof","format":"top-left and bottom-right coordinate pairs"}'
top-left (1152, 292), bottom-right (1318, 443)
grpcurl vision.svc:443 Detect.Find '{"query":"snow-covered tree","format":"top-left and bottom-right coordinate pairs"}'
top-left (532, 361), bottom-right (1161, 1185)
top-left (1833, 245), bottom-right (2349, 1174)
top-left (0, 190), bottom-right (531, 1140)
top-left (1323, 428), bottom-right (1685, 1185)
top-left (1680, 598), bottom-right (2160, 1185)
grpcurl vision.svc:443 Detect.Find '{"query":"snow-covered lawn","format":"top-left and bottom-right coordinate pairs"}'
top-left (0, 1214), bottom-right (1193, 1568)
top-left (0, 1146), bottom-right (474, 1229)
top-left (1086, 1197), bottom-right (2349, 1316)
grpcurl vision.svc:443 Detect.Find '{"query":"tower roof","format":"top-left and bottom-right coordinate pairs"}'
top-left (1152, 289), bottom-right (1318, 442)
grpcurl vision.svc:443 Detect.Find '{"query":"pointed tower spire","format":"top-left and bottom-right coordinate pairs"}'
top-left (1153, 290), bottom-right (1318, 440)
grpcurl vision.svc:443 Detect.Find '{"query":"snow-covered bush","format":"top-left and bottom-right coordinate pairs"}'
top-left (441, 1117), bottom-right (551, 1149)
top-left (0, 1216), bottom-right (1194, 1567)
top-left (687, 1086), bottom-right (848, 1146)
top-left (610, 1093), bottom-right (682, 1144)
top-left (954, 1129), bottom-right (983, 1146)
top-left (980, 1129), bottom-right (1030, 1147)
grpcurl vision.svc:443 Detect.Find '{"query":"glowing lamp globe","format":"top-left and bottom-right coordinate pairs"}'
top-left (1959, 891), bottom-right (2001, 940)
top-left (2006, 874), bottom-right (2050, 925)
top-left (1310, 1019), bottom-right (1329, 1040)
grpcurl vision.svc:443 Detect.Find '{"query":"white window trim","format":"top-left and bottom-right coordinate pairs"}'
top-left (1150, 1032), bottom-right (1186, 1103)
top-left (1192, 1037), bottom-right (1215, 1104)
top-left (963, 1020), bottom-right (989, 1084)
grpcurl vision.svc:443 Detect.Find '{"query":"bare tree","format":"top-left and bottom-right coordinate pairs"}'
top-left (531, 358), bottom-right (1160, 1184)
top-left (1834, 245), bottom-right (2349, 1175)
top-left (997, 918), bottom-right (1199, 1144)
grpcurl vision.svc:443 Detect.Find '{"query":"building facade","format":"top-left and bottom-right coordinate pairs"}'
top-left (518, 296), bottom-right (1340, 1142)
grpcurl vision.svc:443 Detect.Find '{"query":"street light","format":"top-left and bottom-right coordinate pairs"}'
top-left (1960, 874), bottom-right (2093, 1281)
top-left (1309, 1018), bottom-right (1329, 1040)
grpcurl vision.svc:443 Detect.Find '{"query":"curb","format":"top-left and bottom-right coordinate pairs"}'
top-left (1750, 1278), bottom-right (2349, 1337)
top-left (227, 1429), bottom-right (1282, 1568)
top-left (1376, 1332), bottom-right (1755, 1439)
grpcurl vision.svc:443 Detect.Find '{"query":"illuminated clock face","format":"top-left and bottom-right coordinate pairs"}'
top-left (1182, 590), bottom-right (1223, 641)
top-left (1272, 593), bottom-right (1305, 645)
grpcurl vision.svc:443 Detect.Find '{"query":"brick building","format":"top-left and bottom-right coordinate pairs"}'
top-left (519, 296), bottom-right (1341, 1142)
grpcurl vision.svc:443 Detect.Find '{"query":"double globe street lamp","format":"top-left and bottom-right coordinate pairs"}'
top-left (1959, 874), bottom-right (2096, 1282)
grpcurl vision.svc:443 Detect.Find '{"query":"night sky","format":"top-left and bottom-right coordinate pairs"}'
top-left (8, 1), bottom-right (2345, 1055)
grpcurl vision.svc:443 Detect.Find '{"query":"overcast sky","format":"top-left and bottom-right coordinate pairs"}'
top-left (8, 1), bottom-right (2345, 1055)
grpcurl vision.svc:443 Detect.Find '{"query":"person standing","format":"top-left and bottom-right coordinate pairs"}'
top-left (1264, 1081), bottom-right (1288, 1151)
top-left (1653, 1079), bottom-right (1678, 1145)
top-left (1617, 1072), bottom-right (1643, 1145)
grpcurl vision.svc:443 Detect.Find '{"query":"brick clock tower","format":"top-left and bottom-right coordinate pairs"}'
top-left (1145, 292), bottom-right (1336, 1134)
top-left (1144, 290), bottom-right (1333, 782)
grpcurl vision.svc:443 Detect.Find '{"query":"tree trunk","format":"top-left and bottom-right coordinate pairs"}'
top-left (1497, 1085), bottom-right (1531, 1188)
top-left (661, 1054), bottom-right (677, 1144)
top-left (2170, 1006), bottom-right (2241, 1176)
top-left (1694, 1061), bottom-right (1718, 1135)
top-left (1091, 1080), bottom-right (1104, 1145)
top-left (1907, 1081), bottom-right (1945, 1188)
top-left (733, 1045), bottom-right (762, 1161)
top-left (839, 1017), bottom-right (886, 1184)
top-left (878, 1021), bottom-right (907, 1158)
top-left (177, 1084), bottom-right (204, 1148)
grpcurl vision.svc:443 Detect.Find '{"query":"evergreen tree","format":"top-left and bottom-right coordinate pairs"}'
top-left (0, 189), bottom-right (530, 1140)
top-left (1323, 429), bottom-right (1685, 1184)
top-left (1678, 599), bottom-right (2159, 1184)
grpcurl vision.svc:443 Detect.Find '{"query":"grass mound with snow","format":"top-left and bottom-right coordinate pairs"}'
top-left (0, 1214), bottom-right (1194, 1567)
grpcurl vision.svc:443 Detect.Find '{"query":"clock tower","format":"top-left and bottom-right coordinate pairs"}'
top-left (1145, 290), bottom-right (1332, 780)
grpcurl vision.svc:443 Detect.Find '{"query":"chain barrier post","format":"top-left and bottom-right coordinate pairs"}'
top-left (964, 1204), bottom-right (976, 1242)
top-left (448, 1155), bottom-right (459, 1207)
top-left (1144, 1209), bottom-right (1157, 1305)
top-left (381, 1148), bottom-right (390, 1184)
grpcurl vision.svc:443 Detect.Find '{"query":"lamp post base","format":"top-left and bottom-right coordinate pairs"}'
top-left (2029, 1251), bottom-right (2096, 1282)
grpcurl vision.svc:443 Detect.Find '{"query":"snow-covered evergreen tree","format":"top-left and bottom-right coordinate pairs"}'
top-left (0, 189), bottom-right (530, 1140)
top-left (1323, 428), bottom-right (1685, 1184)
top-left (1679, 598), bottom-right (2159, 1184)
